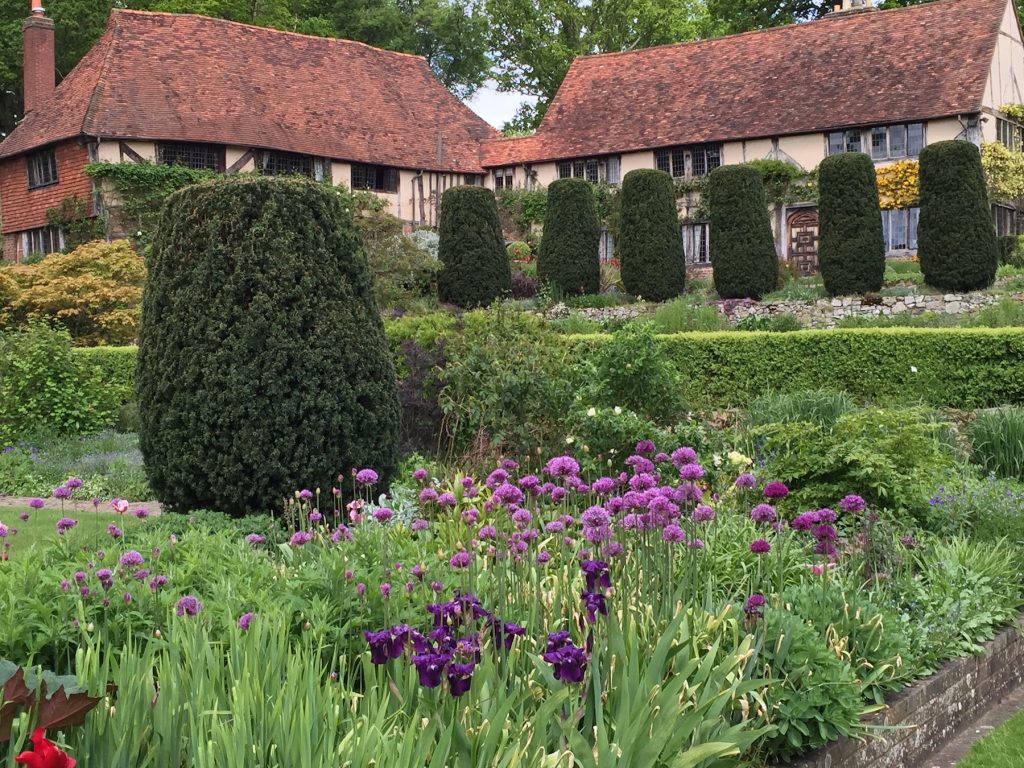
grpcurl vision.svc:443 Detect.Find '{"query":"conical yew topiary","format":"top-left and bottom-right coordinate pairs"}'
top-left (618, 169), bottom-right (685, 301)
top-left (817, 152), bottom-right (886, 296)
top-left (137, 176), bottom-right (400, 516)
top-left (537, 178), bottom-right (600, 295)
top-left (437, 185), bottom-right (511, 307)
top-left (917, 140), bottom-right (998, 291)
top-left (708, 164), bottom-right (778, 299)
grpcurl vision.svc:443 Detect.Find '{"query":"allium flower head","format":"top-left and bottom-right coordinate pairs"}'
top-left (245, 533), bottom-right (266, 545)
top-left (550, 486), bottom-right (567, 503)
top-left (107, 524), bottom-right (123, 539)
top-left (437, 492), bottom-right (457, 508)
top-left (750, 504), bottom-right (777, 524)
top-left (52, 486), bottom-right (71, 500)
top-left (544, 455), bottom-right (580, 479)
top-left (635, 439), bottom-right (657, 455)
top-left (56, 517), bottom-right (77, 536)
top-left (691, 505), bottom-right (716, 523)
top-left (678, 463), bottom-right (705, 481)
top-left (413, 468), bottom-right (429, 482)
top-left (449, 550), bottom-right (471, 569)
top-left (298, 489), bottom-right (314, 500)
top-left (410, 518), bottom-right (429, 532)
top-left (840, 494), bottom-right (866, 513)
top-left (28, 498), bottom-right (45, 509)
top-left (749, 539), bottom-right (772, 555)
top-left (662, 524), bottom-right (686, 543)
top-left (356, 469), bottom-right (379, 486)
top-left (763, 481), bottom-right (789, 499)
top-left (134, 508), bottom-right (149, 519)
top-left (65, 477), bottom-right (83, 489)
top-left (744, 593), bottom-right (767, 616)
top-left (486, 469), bottom-right (509, 489)
top-left (238, 612), bottom-right (255, 630)
top-left (493, 482), bottom-right (524, 506)
top-left (735, 473), bottom-right (757, 489)
top-left (119, 550), bottom-right (144, 568)
top-left (0, 524), bottom-right (7, 538)
top-left (176, 595), bottom-right (203, 617)
top-left (373, 507), bottom-right (394, 523)
top-left (671, 446), bottom-right (699, 467)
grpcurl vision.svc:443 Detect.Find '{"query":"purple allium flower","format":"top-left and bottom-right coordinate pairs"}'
top-left (52, 486), bottom-right (72, 500)
top-left (654, 452), bottom-right (670, 463)
top-left (486, 469), bottom-right (509, 489)
top-left (73, 571), bottom-right (87, 584)
top-left (671, 447), bottom-right (699, 467)
top-left (437, 492), bottom-right (457, 508)
top-left (691, 505), bottom-right (716, 523)
top-left (134, 508), bottom-right (149, 519)
top-left (449, 550), bottom-right (471, 569)
top-left (134, 569), bottom-right (150, 580)
top-left (635, 439), bottom-right (657, 455)
top-left (536, 550), bottom-right (551, 564)
top-left (245, 533), bottom-right (267, 545)
top-left (298, 489), bottom-right (314, 500)
top-left (750, 539), bottom-right (772, 554)
top-left (410, 518), bottom-right (429, 532)
top-left (289, 531), bottom-right (313, 546)
top-left (123, 591), bottom-right (133, 605)
top-left (814, 540), bottom-right (837, 556)
top-left (413, 468), bottom-right (429, 482)
top-left (735, 473), bottom-right (757, 489)
top-left (430, 581), bottom-right (443, 592)
top-left (60, 579), bottom-right (70, 591)
top-left (478, 525), bottom-right (497, 539)
top-left (176, 595), bottom-right (203, 617)
top-left (750, 504), bottom-right (777, 524)
top-left (688, 537), bottom-right (705, 550)
top-left (239, 612), bottom-right (255, 630)
top-left (629, 472), bottom-right (657, 492)
top-left (80, 586), bottom-right (90, 597)
top-left (626, 455), bottom-right (655, 474)
top-left (662, 524), bottom-right (686, 543)
top-left (380, 582), bottom-right (392, 599)
top-left (816, 508), bottom-right (837, 523)
top-left (581, 506), bottom-right (610, 528)
top-left (678, 463), bottom-right (705, 481)
top-left (900, 535), bottom-right (918, 549)
top-left (28, 498), bottom-right (45, 509)
top-left (544, 455), bottom-right (581, 479)
top-left (373, 507), bottom-right (394, 523)
top-left (356, 469), bottom-right (379, 486)
top-left (511, 507), bottom-right (533, 527)
top-left (308, 510), bottom-right (323, 524)
top-left (493, 482), bottom-right (524, 506)
top-left (462, 507), bottom-right (479, 524)
top-left (356, 583), bottom-right (366, 596)
top-left (107, 523), bottom-right (123, 539)
top-left (763, 481), bottom-right (789, 499)
top-left (591, 476), bottom-right (616, 495)
top-left (119, 550), bottom-right (144, 568)
top-left (791, 512), bottom-right (816, 531)
top-left (56, 517), bottom-right (77, 535)
top-left (65, 477), bottom-right (83, 489)
top-left (17, 510), bottom-right (27, 521)
top-left (840, 494), bottom-right (866, 513)
top-left (96, 568), bottom-right (114, 589)
top-left (149, 574), bottom-right (168, 592)
top-left (0, 524), bottom-right (7, 538)
top-left (812, 524), bottom-right (837, 542)
top-left (744, 593), bottom-right (767, 616)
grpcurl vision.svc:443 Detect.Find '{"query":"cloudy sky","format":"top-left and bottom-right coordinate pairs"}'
top-left (464, 81), bottom-right (536, 129)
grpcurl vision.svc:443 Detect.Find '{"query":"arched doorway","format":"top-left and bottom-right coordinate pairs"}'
top-left (787, 208), bottom-right (820, 276)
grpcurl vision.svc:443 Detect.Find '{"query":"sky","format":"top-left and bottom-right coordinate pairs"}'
top-left (464, 81), bottom-right (536, 129)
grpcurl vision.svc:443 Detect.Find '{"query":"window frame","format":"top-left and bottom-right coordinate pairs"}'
top-left (350, 163), bottom-right (399, 194)
top-left (157, 142), bottom-right (226, 172)
top-left (493, 167), bottom-right (515, 190)
top-left (654, 144), bottom-right (722, 179)
top-left (682, 222), bottom-right (710, 265)
top-left (257, 150), bottom-right (317, 179)
top-left (23, 225), bottom-right (63, 258)
top-left (556, 155), bottom-right (622, 184)
top-left (868, 123), bottom-right (924, 160)
top-left (881, 206), bottom-right (920, 252)
top-left (26, 148), bottom-right (59, 189)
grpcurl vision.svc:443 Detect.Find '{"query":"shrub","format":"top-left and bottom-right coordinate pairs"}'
top-left (409, 228), bottom-right (439, 260)
top-left (0, 240), bottom-right (146, 346)
top-left (735, 313), bottom-right (804, 332)
top-left (0, 322), bottom-right (118, 443)
top-left (537, 178), bottom-right (600, 295)
top-left (506, 241), bottom-right (531, 261)
top-left (969, 407), bottom-right (1024, 482)
top-left (437, 186), bottom-right (510, 307)
top-left (138, 177), bottom-right (400, 515)
top-left (817, 153), bottom-right (886, 296)
top-left (395, 338), bottom-right (447, 456)
top-left (618, 169), bottom-right (685, 301)
top-left (998, 234), bottom-right (1019, 266)
top-left (510, 267), bottom-right (539, 299)
top-left (708, 165), bottom-right (778, 299)
top-left (358, 209), bottom-right (441, 309)
top-left (925, 476), bottom-right (1024, 544)
top-left (917, 141), bottom-right (998, 291)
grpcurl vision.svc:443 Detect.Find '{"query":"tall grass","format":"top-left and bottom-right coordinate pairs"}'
top-left (970, 407), bottom-right (1024, 482)
top-left (651, 299), bottom-right (729, 333)
top-left (746, 390), bottom-right (857, 428)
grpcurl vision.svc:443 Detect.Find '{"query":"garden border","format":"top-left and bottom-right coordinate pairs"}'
top-left (780, 615), bottom-right (1024, 768)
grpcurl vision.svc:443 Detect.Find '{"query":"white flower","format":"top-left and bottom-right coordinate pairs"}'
top-left (587, 407), bottom-right (597, 417)
top-left (713, 453), bottom-right (723, 467)
top-left (614, 406), bottom-right (622, 415)
top-left (565, 436), bottom-right (575, 445)
top-left (910, 366), bottom-right (918, 374)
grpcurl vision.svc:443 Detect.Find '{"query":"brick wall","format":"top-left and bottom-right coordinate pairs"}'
top-left (0, 139), bottom-right (94, 235)
top-left (778, 616), bottom-right (1024, 768)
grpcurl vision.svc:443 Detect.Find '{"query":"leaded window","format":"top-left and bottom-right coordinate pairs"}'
top-left (258, 150), bottom-right (315, 178)
top-left (157, 142), bottom-right (225, 171)
top-left (881, 207), bottom-right (920, 251)
top-left (26, 149), bottom-right (58, 189)
top-left (351, 163), bottom-right (399, 193)
top-left (654, 144), bottom-right (721, 178)
top-left (869, 123), bottom-right (923, 160)
top-left (682, 222), bottom-right (709, 264)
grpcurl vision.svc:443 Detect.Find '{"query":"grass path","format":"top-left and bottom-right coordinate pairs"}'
top-left (956, 705), bottom-right (1024, 768)
top-left (0, 506), bottom-right (144, 556)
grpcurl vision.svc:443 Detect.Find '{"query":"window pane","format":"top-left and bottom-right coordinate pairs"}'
top-left (888, 125), bottom-right (907, 158)
top-left (671, 147), bottom-right (686, 178)
top-left (655, 150), bottom-right (671, 174)
top-left (706, 144), bottom-right (722, 173)
top-left (573, 160), bottom-right (585, 178)
top-left (585, 159), bottom-right (599, 183)
top-left (845, 130), bottom-right (862, 153)
top-left (891, 209), bottom-right (907, 250)
top-left (260, 150), bottom-right (314, 177)
top-left (557, 161), bottom-right (571, 179)
top-left (907, 123), bottom-right (924, 156)
top-left (158, 142), bottom-right (223, 171)
top-left (26, 150), bottom-right (58, 188)
top-left (352, 164), bottom-right (373, 190)
top-left (691, 147), bottom-right (707, 177)
top-left (606, 156), bottom-right (621, 185)
top-left (909, 207), bottom-right (920, 249)
top-left (881, 210), bottom-right (890, 250)
top-left (870, 127), bottom-right (887, 160)
top-left (827, 132), bottom-right (844, 155)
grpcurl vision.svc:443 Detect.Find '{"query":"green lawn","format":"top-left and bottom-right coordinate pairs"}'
top-left (957, 707), bottom-right (1024, 768)
top-left (0, 505), bottom-right (143, 557)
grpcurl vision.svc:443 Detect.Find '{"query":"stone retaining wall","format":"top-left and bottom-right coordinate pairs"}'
top-left (780, 616), bottom-right (1024, 768)
top-left (724, 291), bottom-right (1024, 329)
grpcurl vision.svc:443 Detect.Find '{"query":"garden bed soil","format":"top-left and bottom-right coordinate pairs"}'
top-left (780, 615), bottom-right (1024, 768)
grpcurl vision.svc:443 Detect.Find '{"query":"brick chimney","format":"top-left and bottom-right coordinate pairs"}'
top-left (23, 1), bottom-right (55, 115)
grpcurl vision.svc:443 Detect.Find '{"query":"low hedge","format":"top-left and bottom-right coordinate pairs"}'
top-left (75, 345), bottom-right (138, 408)
top-left (74, 327), bottom-right (1024, 414)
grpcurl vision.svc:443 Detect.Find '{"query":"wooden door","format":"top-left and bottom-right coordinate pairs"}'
top-left (787, 208), bottom-right (820, 276)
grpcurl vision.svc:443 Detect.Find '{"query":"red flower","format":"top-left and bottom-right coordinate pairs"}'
top-left (15, 729), bottom-right (76, 768)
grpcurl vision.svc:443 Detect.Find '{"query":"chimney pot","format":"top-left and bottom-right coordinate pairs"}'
top-left (23, 2), bottom-right (55, 115)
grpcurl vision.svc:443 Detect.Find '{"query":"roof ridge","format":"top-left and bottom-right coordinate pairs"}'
top-left (81, 14), bottom-right (120, 137)
top-left (109, 8), bottom-right (431, 62)
top-left (570, 0), bottom-right (999, 63)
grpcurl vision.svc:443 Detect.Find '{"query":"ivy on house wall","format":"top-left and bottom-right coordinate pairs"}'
top-left (44, 195), bottom-right (105, 252)
top-left (875, 160), bottom-right (920, 210)
top-left (981, 141), bottom-right (1024, 202)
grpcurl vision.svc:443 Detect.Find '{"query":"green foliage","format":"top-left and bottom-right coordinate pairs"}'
top-left (0, 240), bottom-right (146, 346)
top-left (496, 188), bottom-right (548, 237)
top-left (957, 706), bottom-right (1024, 768)
top-left (44, 196), bottom-right (106, 252)
top-left (437, 186), bottom-right (511, 308)
top-left (752, 407), bottom-right (954, 519)
top-left (438, 308), bottom-right (576, 456)
top-left (71, 346), bottom-right (136, 409)
top-left (618, 169), bottom-right (685, 301)
top-left (0, 322), bottom-right (118, 443)
top-left (746, 159), bottom-right (815, 205)
top-left (708, 165), bottom-right (778, 299)
top-left (817, 153), bottom-right (886, 296)
top-left (969, 295), bottom-right (1024, 328)
top-left (564, 406), bottom-right (671, 468)
top-left (138, 176), bottom-right (400, 515)
top-left (651, 299), bottom-right (729, 333)
top-left (537, 178), bottom-right (601, 295)
top-left (923, 476), bottom-right (1024, 545)
top-left (408, 228), bottom-right (439, 259)
top-left (582, 323), bottom-right (684, 423)
top-left (917, 141), bottom-right (999, 292)
top-left (84, 162), bottom-right (218, 244)
top-left (970, 407), bottom-right (1024, 482)
top-left (734, 313), bottom-right (804, 332)
top-left (357, 209), bottom-right (441, 309)
top-left (747, 389), bottom-right (857, 429)
top-left (506, 240), bottom-right (532, 260)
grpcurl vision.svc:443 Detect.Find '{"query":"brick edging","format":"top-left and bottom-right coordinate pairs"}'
top-left (778, 616), bottom-right (1024, 768)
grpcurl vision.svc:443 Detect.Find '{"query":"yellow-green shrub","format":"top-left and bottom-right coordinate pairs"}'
top-left (1, 240), bottom-right (145, 346)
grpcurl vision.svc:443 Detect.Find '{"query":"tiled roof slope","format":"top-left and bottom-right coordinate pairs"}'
top-left (0, 10), bottom-right (498, 171)
top-left (480, 0), bottom-right (1006, 166)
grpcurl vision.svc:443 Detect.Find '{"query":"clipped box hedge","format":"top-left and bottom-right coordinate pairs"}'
top-left (74, 326), bottom-right (1024, 413)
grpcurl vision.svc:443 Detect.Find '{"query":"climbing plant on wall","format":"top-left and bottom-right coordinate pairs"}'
top-left (980, 142), bottom-right (1024, 202)
top-left (874, 160), bottom-right (919, 210)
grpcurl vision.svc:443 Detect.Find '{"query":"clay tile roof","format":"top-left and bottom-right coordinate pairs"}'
top-left (0, 10), bottom-right (498, 171)
top-left (483, 0), bottom-right (1008, 166)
